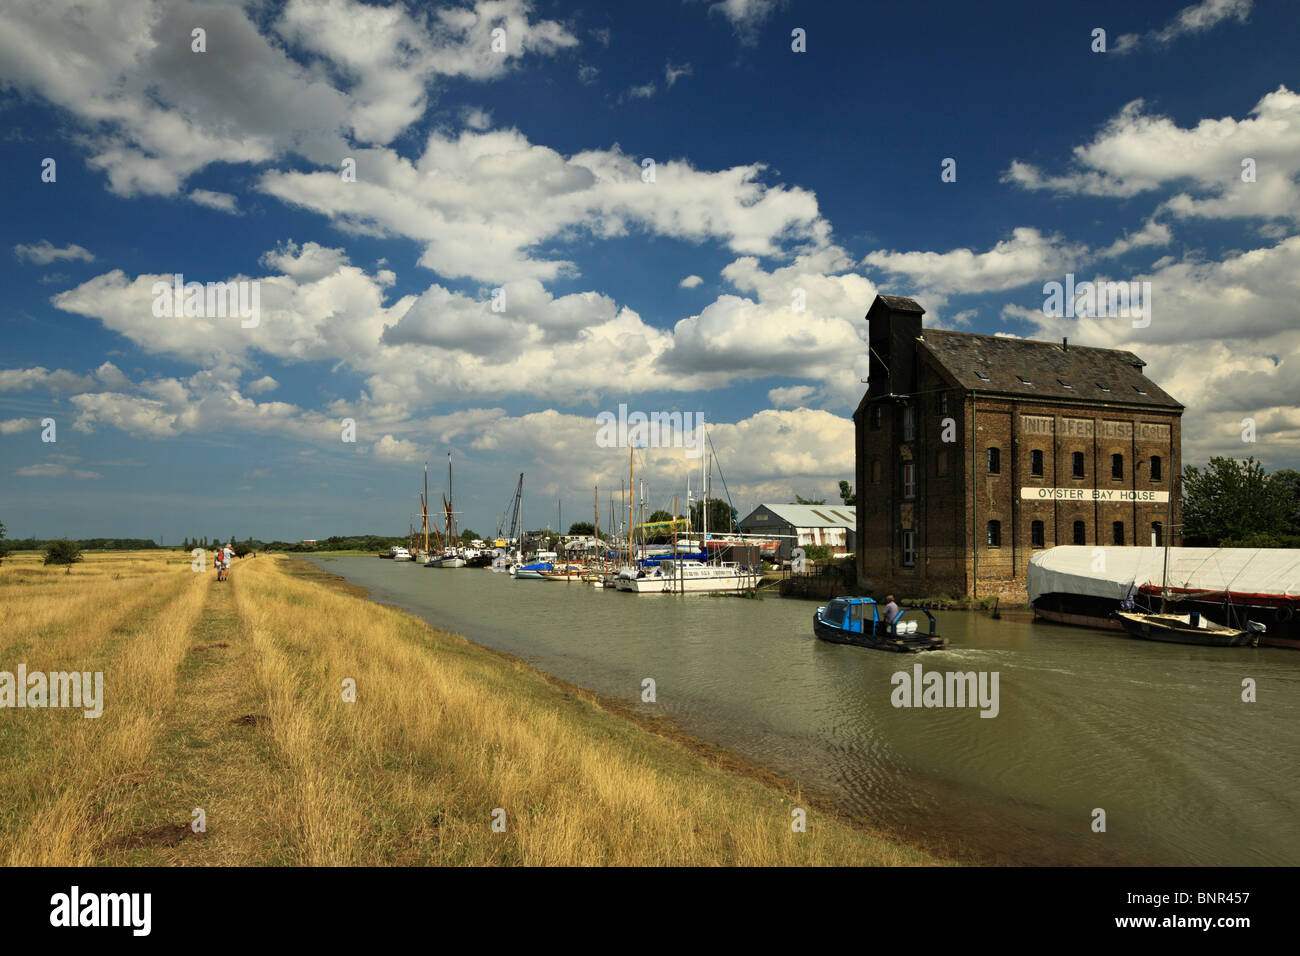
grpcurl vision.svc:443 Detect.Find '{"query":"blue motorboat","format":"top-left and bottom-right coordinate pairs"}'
top-left (514, 561), bottom-right (553, 580)
top-left (813, 597), bottom-right (946, 652)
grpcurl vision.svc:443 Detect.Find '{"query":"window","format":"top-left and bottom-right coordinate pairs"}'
top-left (1031, 520), bottom-right (1045, 548)
top-left (1030, 449), bottom-right (1044, 477)
top-left (902, 462), bottom-right (917, 499)
top-left (975, 370), bottom-right (990, 381)
top-left (939, 393), bottom-right (949, 416)
top-left (1017, 375), bottom-right (1033, 386)
top-left (987, 447), bottom-right (1001, 474)
top-left (1150, 455), bottom-right (1162, 481)
top-left (1096, 382), bottom-right (1111, 392)
top-left (871, 459), bottom-right (881, 484)
top-left (1151, 521), bottom-right (1163, 547)
top-left (1072, 452), bottom-right (1085, 478)
top-left (902, 530), bottom-right (917, 567)
top-left (870, 406), bottom-right (882, 430)
top-left (1112, 454), bottom-right (1124, 479)
top-left (1112, 521), bottom-right (1125, 546)
top-left (902, 406), bottom-right (916, 442)
top-left (987, 520), bottom-right (1002, 547)
top-left (1058, 379), bottom-right (1073, 389)
top-left (937, 449), bottom-right (949, 477)
top-left (1073, 520), bottom-right (1087, 545)
top-left (1133, 385), bottom-right (1147, 395)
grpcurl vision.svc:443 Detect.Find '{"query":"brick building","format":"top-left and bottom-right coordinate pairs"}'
top-left (853, 295), bottom-right (1184, 600)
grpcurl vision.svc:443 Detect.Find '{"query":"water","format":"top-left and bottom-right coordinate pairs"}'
top-left (308, 556), bottom-right (1300, 865)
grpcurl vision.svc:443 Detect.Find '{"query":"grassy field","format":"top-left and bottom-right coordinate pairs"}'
top-left (0, 550), bottom-right (942, 866)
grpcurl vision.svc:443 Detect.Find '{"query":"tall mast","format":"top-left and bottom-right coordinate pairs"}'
top-left (628, 446), bottom-right (634, 564)
top-left (1160, 444), bottom-right (1175, 613)
top-left (447, 451), bottom-right (455, 545)
top-left (423, 462), bottom-right (429, 554)
top-left (702, 440), bottom-right (708, 550)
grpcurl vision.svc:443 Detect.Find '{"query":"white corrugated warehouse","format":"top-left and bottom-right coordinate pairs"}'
top-left (737, 504), bottom-right (857, 560)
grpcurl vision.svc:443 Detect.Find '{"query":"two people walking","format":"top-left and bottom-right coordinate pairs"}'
top-left (215, 543), bottom-right (235, 582)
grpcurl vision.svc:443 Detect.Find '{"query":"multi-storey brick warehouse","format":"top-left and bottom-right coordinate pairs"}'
top-left (854, 295), bottom-right (1184, 601)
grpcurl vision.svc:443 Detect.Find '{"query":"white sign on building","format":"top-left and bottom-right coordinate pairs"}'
top-left (1020, 488), bottom-right (1169, 502)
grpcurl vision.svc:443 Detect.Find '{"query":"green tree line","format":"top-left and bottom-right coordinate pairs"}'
top-left (1182, 458), bottom-right (1300, 547)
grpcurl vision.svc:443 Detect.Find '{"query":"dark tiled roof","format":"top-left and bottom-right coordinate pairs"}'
top-left (871, 295), bottom-right (925, 315)
top-left (918, 330), bottom-right (1183, 409)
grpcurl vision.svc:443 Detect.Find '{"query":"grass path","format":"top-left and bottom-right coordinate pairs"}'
top-left (0, 551), bottom-right (945, 866)
top-left (98, 569), bottom-right (281, 864)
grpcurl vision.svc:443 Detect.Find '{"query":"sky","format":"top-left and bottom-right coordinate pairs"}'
top-left (1, 0), bottom-right (1298, 542)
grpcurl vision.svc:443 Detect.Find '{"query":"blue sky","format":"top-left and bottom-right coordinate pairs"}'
top-left (2, 0), bottom-right (1298, 542)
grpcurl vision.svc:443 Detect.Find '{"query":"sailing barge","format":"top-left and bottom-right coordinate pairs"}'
top-left (1029, 546), bottom-right (1299, 648)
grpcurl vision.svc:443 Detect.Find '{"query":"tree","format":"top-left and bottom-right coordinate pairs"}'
top-left (44, 539), bottom-right (83, 570)
top-left (567, 521), bottom-right (596, 536)
top-left (1271, 469), bottom-right (1300, 535)
top-left (794, 494), bottom-right (825, 505)
top-left (646, 511), bottom-right (675, 524)
top-left (1182, 457), bottom-right (1287, 544)
top-left (838, 481), bottom-right (856, 506)
top-left (0, 519), bottom-right (8, 566)
top-left (690, 499), bottom-right (737, 532)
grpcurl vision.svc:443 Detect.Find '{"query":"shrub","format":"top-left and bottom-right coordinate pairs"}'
top-left (43, 539), bottom-right (84, 569)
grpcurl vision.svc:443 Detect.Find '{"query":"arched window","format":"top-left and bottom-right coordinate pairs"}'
top-left (1073, 520), bottom-right (1086, 545)
top-left (1030, 449), bottom-right (1044, 477)
top-left (1031, 520), bottom-right (1045, 548)
top-left (1150, 455), bottom-right (1162, 481)
top-left (1151, 521), bottom-right (1163, 547)
top-left (987, 447), bottom-right (1001, 474)
top-left (1072, 452), bottom-right (1085, 478)
top-left (1112, 521), bottom-right (1125, 545)
top-left (1112, 454), bottom-right (1124, 479)
top-left (987, 520), bottom-right (1002, 547)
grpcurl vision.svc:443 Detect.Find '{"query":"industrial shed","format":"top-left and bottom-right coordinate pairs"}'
top-left (737, 504), bottom-right (857, 560)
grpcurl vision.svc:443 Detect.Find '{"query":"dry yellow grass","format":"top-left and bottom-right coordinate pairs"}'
top-left (0, 549), bottom-right (942, 866)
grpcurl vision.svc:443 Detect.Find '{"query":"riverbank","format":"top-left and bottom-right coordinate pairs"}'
top-left (0, 550), bottom-right (943, 866)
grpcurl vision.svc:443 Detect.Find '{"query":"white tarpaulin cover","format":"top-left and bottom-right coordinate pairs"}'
top-left (1027, 547), bottom-right (1300, 604)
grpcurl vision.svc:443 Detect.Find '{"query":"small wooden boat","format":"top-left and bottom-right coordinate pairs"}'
top-left (813, 598), bottom-right (946, 652)
top-left (1114, 610), bottom-right (1262, 647)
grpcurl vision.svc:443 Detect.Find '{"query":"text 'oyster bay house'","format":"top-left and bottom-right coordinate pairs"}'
top-left (853, 295), bottom-right (1184, 601)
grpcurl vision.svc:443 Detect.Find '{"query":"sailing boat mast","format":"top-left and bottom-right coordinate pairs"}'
top-left (1160, 446), bottom-right (1176, 613)
top-left (628, 446), bottom-right (634, 566)
top-left (701, 437), bottom-right (709, 557)
top-left (446, 451), bottom-right (457, 547)
top-left (422, 462), bottom-right (430, 556)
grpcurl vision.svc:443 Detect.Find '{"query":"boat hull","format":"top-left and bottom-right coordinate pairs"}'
top-left (812, 613), bottom-right (946, 653)
top-left (1114, 611), bottom-right (1259, 647)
